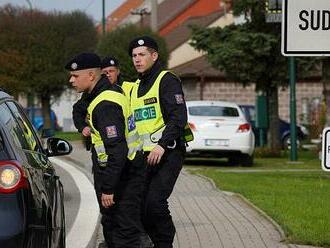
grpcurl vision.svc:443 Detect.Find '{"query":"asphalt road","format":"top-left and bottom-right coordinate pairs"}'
top-left (55, 164), bottom-right (79, 235)
top-left (50, 157), bottom-right (99, 248)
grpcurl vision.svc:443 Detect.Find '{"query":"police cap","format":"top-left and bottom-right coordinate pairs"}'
top-left (128, 36), bottom-right (158, 56)
top-left (65, 52), bottom-right (101, 71)
top-left (101, 56), bottom-right (119, 69)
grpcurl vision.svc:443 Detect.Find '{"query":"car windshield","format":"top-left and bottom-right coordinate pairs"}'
top-left (189, 106), bottom-right (239, 117)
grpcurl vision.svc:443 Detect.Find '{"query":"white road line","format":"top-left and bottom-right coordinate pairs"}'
top-left (50, 157), bottom-right (99, 248)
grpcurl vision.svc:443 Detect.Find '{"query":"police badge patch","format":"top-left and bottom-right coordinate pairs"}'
top-left (127, 115), bottom-right (136, 132)
top-left (174, 94), bottom-right (184, 104)
top-left (105, 125), bottom-right (118, 138)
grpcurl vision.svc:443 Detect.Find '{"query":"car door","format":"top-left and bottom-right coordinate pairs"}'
top-left (5, 101), bottom-right (62, 248)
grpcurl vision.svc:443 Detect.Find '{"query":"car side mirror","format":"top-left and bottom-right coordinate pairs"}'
top-left (46, 137), bottom-right (72, 157)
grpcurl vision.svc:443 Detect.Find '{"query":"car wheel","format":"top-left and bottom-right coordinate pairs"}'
top-left (240, 154), bottom-right (254, 167)
top-left (283, 135), bottom-right (301, 150)
top-left (228, 156), bottom-right (240, 166)
top-left (228, 154), bottom-right (253, 166)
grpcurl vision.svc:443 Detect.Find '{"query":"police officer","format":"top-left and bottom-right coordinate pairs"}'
top-left (101, 56), bottom-right (121, 85)
top-left (101, 56), bottom-right (135, 97)
top-left (72, 56), bottom-right (134, 144)
top-left (128, 36), bottom-right (190, 248)
top-left (66, 52), bottom-right (144, 248)
top-left (101, 57), bottom-right (153, 248)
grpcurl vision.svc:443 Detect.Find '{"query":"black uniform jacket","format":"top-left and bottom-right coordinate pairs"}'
top-left (137, 60), bottom-right (188, 150)
top-left (75, 75), bottom-right (128, 195)
top-left (72, 74), bottom-right (123, 132)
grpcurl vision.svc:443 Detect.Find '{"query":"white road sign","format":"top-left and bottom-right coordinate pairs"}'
top-left (321, 127), bottom-right (330, 171)
top-left (282, 0), bottom-right (330, 56)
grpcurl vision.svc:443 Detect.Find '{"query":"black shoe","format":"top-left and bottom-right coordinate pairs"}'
top-left (140, 233), bottom-right (154, 248)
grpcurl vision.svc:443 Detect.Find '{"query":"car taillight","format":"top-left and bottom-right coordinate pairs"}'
top-left (188, 122), bottom-right (197, 131)
top-left (0, 161), bottom-right (28, 193)
top-left (237, 123), bottom-right (251, 133)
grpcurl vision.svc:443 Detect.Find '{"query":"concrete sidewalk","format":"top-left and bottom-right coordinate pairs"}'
top-left (66, 141), bottom-right (320, 248)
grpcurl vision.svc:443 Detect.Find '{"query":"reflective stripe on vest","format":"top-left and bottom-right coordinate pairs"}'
top-left (87, 90), bottom-right (142, 166)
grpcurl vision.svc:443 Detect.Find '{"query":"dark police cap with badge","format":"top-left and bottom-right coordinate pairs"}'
top-left (65, 52), bottom-right (101, 71)
top-left (101, 56), bottom-right (119, 69)
top-left (128, 35), bottom-right (158, 56)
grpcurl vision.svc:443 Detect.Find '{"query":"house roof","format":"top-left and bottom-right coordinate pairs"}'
top-left (160, 0), bottom-right (223, 35)
top-left (171, 55), bottom-right (225, 78)
top-left (143, 0), bottom-right (196, 30)
top-left (96, 0), bottom-right (144, 32)
top-left (165, 10), bottom-right (225, 51)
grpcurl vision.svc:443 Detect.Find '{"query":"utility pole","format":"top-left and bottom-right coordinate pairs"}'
top-left (150, 0), bottom-right (158, 32)
top-left (131, 8), bottom-right (150, 27)
top-left (25, 0), bottom-right (35, 110)
top-left (102, 0), bottom-right (106, 35)
top-left (25, 0), bottom-right (32, 10)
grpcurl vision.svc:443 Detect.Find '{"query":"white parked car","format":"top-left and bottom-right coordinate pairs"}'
top-left (186, 101), bottom-right (255, 166)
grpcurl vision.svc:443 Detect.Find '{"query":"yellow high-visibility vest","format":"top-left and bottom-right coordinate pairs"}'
top-left (121, 81), bottom-right (135, 98)
top-left (87, 90), bottom-right (142, 166)
top-left (130, 70), bottom-right (193, 151)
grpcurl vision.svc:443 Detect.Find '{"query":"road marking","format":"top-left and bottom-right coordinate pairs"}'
top-left (50, 157), bottom-right (99, 248)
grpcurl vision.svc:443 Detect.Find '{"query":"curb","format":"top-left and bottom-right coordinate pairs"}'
top-left (190, 171), bottom-right (287, 242)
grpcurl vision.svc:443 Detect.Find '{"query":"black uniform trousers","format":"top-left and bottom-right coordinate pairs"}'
top-left (142, 148), bottom-right (185, 248)
top-left (92, 150), bottom-right (145, 248)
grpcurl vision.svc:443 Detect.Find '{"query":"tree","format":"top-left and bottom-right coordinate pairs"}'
top-left (0, 5), bottom-right (97, 131)
top-left (96, 24), bottom-right (168, 82)
top-left (190, 0), bottom-right (317, 151)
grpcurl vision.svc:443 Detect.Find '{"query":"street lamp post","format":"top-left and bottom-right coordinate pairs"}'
top-left (102, 0), bottom-right (106, 35)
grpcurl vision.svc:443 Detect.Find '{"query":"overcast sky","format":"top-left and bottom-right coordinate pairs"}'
top-left (0, 0), bottom-right (125, 23)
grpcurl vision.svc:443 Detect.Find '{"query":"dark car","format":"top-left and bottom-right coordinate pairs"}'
top-left (239, 105), bottom-right (308, 148)
top-left (0, 90), bottom-right (72, 248)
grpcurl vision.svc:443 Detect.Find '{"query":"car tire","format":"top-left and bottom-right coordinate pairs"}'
top-left (228, 156), bottom-right (240, 166)
top-left (240, 154), bottom-right (254, 167)
top-left (228, 154), bottom-right (253, 166)
top-left (282, 135), bottom-right (301, 150)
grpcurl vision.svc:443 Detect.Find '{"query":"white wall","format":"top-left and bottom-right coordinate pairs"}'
top-left (169, 13), bottom-right (234, 69)
top-left (52, 89), bottom-right (81, 132)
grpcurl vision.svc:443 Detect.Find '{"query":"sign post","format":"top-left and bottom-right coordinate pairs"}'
top-left (289, 57), bottom-right (297, 160)
top-left (281, 0), bottom-right (330, 162)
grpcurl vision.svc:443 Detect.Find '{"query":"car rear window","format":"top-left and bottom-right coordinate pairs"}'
top-left (189, 106), bottom-right (239, 117)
